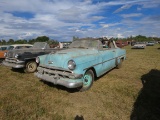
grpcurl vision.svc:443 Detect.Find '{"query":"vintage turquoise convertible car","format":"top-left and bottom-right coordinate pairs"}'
top-left (35, 38), bottom-right (126, 91)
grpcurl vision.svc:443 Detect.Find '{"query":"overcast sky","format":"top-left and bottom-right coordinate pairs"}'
top-left (0, 0), bottom-right (160, 41)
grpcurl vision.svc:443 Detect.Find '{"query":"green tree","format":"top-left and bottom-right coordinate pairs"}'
top-left (8, 39), bottom-right (14, 44)
top-left (2, 39), bottom-right (6, 45)
top-left (28, 39), bottom-right (36, 44)
top-left (14, 39), bottom-right (27, 44)
top-left (36, 36), bottom-right (49, 42)
top-left (134, 35), bottom-right (148, 42)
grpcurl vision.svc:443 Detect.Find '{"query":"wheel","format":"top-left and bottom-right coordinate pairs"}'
top-left (24, 61), bottom-right (37, 73)
top-left (116, 59), bottom-right (123, 69)
top-left (79, 69), bottom-right (94, 92)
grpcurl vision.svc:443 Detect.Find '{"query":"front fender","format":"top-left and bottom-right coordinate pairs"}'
top-left (65, 54), bottom-right (103, 76)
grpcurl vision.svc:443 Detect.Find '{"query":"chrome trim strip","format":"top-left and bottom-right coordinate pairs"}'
top-left (83, 54), bottom-right (126, 70)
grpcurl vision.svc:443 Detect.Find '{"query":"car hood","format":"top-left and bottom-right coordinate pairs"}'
top-left (6, 48), bottom-right (56, 58)
top-left (42, 48), bottom-right (98, 68)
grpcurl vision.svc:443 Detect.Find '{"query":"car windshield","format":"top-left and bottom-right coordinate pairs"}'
top-left (0, 46), bottom-right (7, 51)
top-left (69, 39), bottom-right (99, 49)
top-left (33, 42), bottom-right (48, 49)
top-left (8, 46), bottom-right (14, 50)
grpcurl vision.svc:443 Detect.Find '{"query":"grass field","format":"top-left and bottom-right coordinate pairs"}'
top-left (0, 44), bottom-right (160, 120)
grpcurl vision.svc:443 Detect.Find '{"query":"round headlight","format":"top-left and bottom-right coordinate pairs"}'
top-left (36, 57), bottom-right (40, 64)
top-left (68, 60), bottom-right (76, 70)
top-left (15, 54), bottom-right (19, 58)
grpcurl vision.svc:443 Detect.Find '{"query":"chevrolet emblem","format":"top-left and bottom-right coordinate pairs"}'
top-left (48, 61), bottom-right (53, 64)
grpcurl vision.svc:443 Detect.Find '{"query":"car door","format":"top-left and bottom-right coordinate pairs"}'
top-left (99, 49), bottom-right (116, 73)
top-left (99, 42), bottom-right (117, 74)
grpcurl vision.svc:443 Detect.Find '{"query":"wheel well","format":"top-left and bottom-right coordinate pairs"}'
top-left (25, 58), bottom-right (36, 65)
top-left (88, 67), bottom-right (97, 79)
top-left (121, 57), bottom-right (125, 61)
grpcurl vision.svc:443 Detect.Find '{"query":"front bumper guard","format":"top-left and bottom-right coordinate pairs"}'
top-left (35, 66), bottom-right (83, 88)
top-left (2, 59), bottom-right (25, 68)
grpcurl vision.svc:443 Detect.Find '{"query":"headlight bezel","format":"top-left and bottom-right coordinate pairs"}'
top-left (68, 60), bottom-right (76, 70)
top-left (36, 57), bottom-right (40, 64)
top-left (14, 54), bottom-right (19, 58)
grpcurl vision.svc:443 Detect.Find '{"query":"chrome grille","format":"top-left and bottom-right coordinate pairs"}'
top-left (7, 51), bottom-right (14, 58)
top-left (37, 66), bottom-right (73, 79)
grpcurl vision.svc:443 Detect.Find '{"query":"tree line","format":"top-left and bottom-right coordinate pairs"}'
top-left (73, 35), bottom-right (160, 42)
top-left (1, 35), bottom-right (160, 45)
top-left (117, 35), bottom-right (160, 42)
top-left (0, 36), bottom-right (59, 45)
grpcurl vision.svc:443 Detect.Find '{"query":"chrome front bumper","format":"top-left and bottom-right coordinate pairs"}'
top-left (2, 59), bottom-right (25, 68)
top-left (35, 66), bottom-right (83, 88)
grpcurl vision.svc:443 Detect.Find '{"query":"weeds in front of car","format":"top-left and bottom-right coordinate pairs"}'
top-left (0, 44), bottom-right (160, 120)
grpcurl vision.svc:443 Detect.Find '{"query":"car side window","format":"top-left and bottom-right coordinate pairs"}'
top-left (26, 46), bottom-right (32, 48)
top-left (14, 46), bottom-right (18, 49)
top-left (15, 46), bottom-right (24, 49)
top-left (2, 47), bottom-right (6, 50)
top-left (15, 46), bottom-right (20, 49)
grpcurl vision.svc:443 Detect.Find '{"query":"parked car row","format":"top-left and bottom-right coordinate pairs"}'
top-left (2, 42), bottom-right (61, 73)
top-left (0, 44), bottom-right (33, 62)
top-left (2, 38), bottom-right (126, 91)
top-left (131, 41), bottom-right (156, 49)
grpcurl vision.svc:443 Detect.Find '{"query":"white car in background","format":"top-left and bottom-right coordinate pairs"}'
top-left (7, 44), bottom-right (33, 50)
top-left (146, 41), bottom-right (155, 46)
top-left (132, 42), bottom-right (146, 49)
